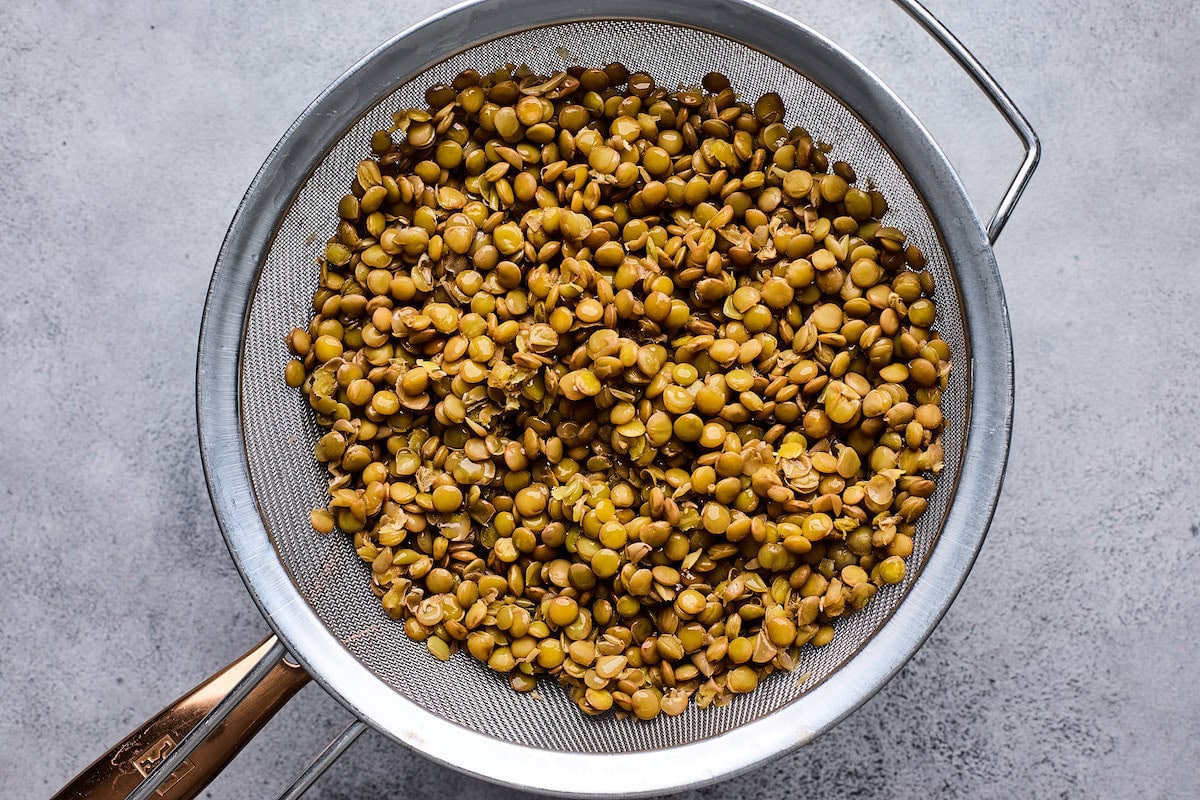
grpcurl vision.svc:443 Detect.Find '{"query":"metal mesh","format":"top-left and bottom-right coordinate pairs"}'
top-left (240, 19), bottom-right (967, 754)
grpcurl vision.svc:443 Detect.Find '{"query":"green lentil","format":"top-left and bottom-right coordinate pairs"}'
top-left (291, 63), bottom-right (951, 723)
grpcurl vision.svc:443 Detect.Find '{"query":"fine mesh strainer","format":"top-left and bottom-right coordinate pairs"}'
top-left (54, 1), bottom-right (1038, 798)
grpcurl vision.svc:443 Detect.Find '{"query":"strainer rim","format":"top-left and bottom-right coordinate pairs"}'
top-left (197, 0), bottom-right (1013, 795)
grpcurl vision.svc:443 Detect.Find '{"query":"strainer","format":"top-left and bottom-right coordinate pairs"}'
top-left (54, 0), bottom-right (1037, 797)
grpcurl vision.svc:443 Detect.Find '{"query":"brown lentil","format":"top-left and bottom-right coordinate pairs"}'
top-left (291, 64), bottom-right (950, 722)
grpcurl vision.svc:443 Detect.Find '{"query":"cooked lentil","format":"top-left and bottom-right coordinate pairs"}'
top-left (288, 63), bottom-right (950, 720)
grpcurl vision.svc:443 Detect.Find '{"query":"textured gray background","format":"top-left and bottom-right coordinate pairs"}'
top-left (2, 0), bottom-right (1196, 798)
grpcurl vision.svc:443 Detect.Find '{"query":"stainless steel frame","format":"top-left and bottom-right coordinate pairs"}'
top-left (132, 0), bottom-right (1032, 796)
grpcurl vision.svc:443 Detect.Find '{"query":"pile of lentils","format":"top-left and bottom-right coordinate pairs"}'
top-left (284, 63), bottom-right (950, 720)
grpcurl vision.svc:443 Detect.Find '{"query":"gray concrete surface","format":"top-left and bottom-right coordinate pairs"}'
top-left (2, 1), bottom-right (1197, 798)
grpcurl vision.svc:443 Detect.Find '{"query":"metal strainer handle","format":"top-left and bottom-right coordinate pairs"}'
top-left (894, 0), bottom-right (1041, 243)
top-left (52, 638), bottom-right (308, 800)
